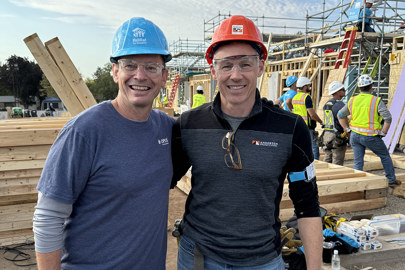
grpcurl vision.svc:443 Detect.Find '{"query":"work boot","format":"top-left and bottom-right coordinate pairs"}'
top-left (389, 180), bottom-right (402, 188)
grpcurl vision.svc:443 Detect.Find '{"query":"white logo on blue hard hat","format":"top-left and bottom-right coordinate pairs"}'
top-left (133, 28), bottom-right (147, 45)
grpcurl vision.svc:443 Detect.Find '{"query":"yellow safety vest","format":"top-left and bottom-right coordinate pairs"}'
top-left (192, 94), bottom-right (206, 109)
top-left (348, 93), bottom-right (382, 136)
top-left (323, 99), bottom-right (338, 131)
top-left (292, 92), bottom-right (311, 125)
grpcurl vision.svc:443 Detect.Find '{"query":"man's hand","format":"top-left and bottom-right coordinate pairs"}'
top-left (378, 130), bottom-right (386, 137)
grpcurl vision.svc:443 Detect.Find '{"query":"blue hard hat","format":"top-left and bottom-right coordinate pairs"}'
top-left (286, 76), bottom-right (298, 87)
top-left (110, 17), bottom-right (172, 63)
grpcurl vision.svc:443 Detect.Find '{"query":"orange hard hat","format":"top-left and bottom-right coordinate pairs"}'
top-left (205, 15), bottom-right (268, 65)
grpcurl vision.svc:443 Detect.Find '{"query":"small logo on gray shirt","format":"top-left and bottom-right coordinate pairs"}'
top-left (252, 140), bottom-right (278, 147)
top-left (158, 138), bottom-right (169, 145)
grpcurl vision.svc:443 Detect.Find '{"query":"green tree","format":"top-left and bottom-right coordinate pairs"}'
top-left (86, 63), bottom-right (118, 102)
top-left (39, 74), bottom-right (57, 98)
top-left (0, 55), bottom-right (43, 107)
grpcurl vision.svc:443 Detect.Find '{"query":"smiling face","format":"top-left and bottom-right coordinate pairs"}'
top-left (112, 54), bottom-right (168, 117)
top-left (210, 42), bottom-right (264, 117)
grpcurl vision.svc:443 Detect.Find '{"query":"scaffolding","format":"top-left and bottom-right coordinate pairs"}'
top-left (168, 1), bottom-right (405, 115)
top-left (304, 0), bottom-right (405, 101)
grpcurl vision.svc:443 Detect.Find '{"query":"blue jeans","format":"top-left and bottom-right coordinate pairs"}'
top-left (310, 129), bottom-right (320, 160)
top-left (350, 132), bottom-right (396, 183)
top-left (178, 235), bottom-right (285, 270)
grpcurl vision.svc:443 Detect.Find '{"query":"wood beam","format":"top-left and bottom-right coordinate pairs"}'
top-left (24, 33), bottom-right (85, 116)
top-left (45, 37), bottom-right (97, 109)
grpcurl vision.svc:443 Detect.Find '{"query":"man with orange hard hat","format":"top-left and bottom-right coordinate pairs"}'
top-left (171, 15), bottom-right (322, 269)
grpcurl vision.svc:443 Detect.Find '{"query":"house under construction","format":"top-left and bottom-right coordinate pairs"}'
top-left (165, 0), bottom-right (405, 149)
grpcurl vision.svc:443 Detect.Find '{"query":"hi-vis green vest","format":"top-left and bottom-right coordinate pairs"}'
top-left (192, 94), bottom-right (206, 109)
top-left (292, 92), bottom-right (310, 125)
top-left (348, 93), bottom-right (382, 136)
top-left (323, 98), bottom-right (338, 131)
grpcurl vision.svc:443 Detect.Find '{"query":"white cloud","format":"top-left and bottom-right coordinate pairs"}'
top-left (7, 0), bottom-right (342, 41)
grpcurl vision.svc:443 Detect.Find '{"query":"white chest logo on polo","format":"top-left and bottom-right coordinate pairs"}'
top-left (252, 140), bottom-right (278, 147)
top-left (158, 138), bottom-right (169, 145)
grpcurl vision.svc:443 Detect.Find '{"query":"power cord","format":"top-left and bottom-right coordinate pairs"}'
top-left (1, 240), bottom-right (37, 267)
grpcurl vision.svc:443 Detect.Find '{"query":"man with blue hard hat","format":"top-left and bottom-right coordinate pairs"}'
top-left (33, 17), bottom-right (174, 269)
top-left (275, 75), bottom-right (298, 111)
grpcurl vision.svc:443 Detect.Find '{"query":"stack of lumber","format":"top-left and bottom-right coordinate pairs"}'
top-left (176, 160), bottom-right (387, 221)
top-left (0, 117), bottom-right (68, 246)
top-left (319, 150), bottom-right (405, 171)
top-left (24, 34), bottom-right (97, 116)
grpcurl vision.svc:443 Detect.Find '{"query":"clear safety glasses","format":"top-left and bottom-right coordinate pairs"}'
top-left (213, 55), bottom-right (259, 75)
top-left (221, 131), bottom-right (242, 170)
top-left (118, 59), bottom-right (165, 77)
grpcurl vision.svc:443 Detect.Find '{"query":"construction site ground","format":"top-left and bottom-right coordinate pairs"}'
top-left (1, 152), bottom-right (405, 270)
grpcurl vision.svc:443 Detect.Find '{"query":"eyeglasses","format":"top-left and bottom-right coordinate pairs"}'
top-left (117, 59), bottom-right (165, 77)
top-left (221, 131), bottom-right (242, 170)
top-left (213, 55), bottom-right (259, 75)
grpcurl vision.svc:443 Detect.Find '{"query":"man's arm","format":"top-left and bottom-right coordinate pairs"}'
top-left (286, 98), bottom-right (293, 111)
top-left (298, 217), bottom-right (323, 270)
top-left (171, 117), bottom-right (191, 188)
top-left (337, 104), bottom-right (350, 130)
top-left (287, 116), bottom-right (322, 269)
top-left (33, 193), bottom-right (72, 270)
top-left (274, 98), bottom-right (282, 106)
top-left (36, 250), bottom-right (61, 270)
top-left (307, 108), bottom-right (323, 124)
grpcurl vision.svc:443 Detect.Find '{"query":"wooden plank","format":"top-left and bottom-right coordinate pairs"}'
top-left (0, 184), bottom-right (37, 196)
top-left (24, 33), bottom-right (85, 116)
top-left (0, 117), bottom-right (70, 125)
top-left (45, 37), bottom-right (97, 109)
top-left (280, 174), bottom-right (386, 201)
top-left (0, 160), bottom-right (45, 172)
top-left (0, 145), bottom-right (51, 162)
top-left (317, 171), bottom-right (367, 181)
top-left (0, 229), bottom-right (33, 246)
top-left (0, 123), bottom-right (66, 130)
top-left (0, 220), bottom-right (33, 232)
top-left (0, 203), bottom-right (36, 216)
top-left (0, 129), bottom-right (60, 147)
top-left (299, 34), bottom-right (322, 77)
top-left (364, 188), bottom-right (387, 199)
top-left (0, 194), bottom-right (37, 207)
top-left (0, 169), bottom-right (43, 180)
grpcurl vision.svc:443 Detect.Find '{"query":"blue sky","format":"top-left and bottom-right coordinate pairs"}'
top-left (0, 0), bottom-right (365, 79)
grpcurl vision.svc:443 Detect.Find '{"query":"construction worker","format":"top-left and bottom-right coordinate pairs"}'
top-left (191, 85), bottom-right (207, 108)
top-left (171, 15), bottom-right (322, 269)
top-left (358, 0), bottom-right (376, 32)
top-left (163, 94), bottom-right (169, 107)
top-left (33, 17), bottom-right (174, 269)
top-left (322, 81), bottom-right (348, 166)
top-left (292, 77), bottom-right (324, 160)
top-left (274, 75), bottom-right (298, 111)
top-left (338, 74), bottom-right (401, 188)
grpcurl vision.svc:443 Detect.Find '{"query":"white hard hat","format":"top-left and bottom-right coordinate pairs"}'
top-left (296, 77), bottom-right (311, 88)
top-left (328, 81), bottom-right (345, 95)
top-left (366, 0), bottom-right (373, 3)
top-left (197, 85), bottom-right (203, 91)
top-left (357, 74), bottom-right (374, 87)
